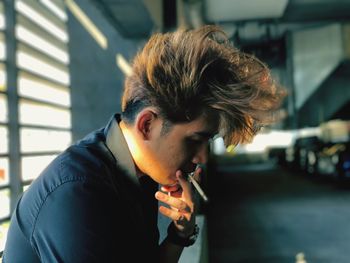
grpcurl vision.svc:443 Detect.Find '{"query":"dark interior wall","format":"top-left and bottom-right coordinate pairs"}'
top-left (292, 23), bottom-right (344, 111)
top-left (298, 60), bottom-right (350, 127)
top-left (290, 23), bottom-right (350, 128)
top-left (67, 0), bottom-right (144, 141)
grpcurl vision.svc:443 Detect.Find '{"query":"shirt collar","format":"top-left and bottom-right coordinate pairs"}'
top-left (105, 114), bottom-right (138, 184)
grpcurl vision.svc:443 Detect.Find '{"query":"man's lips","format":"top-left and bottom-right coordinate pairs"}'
top-left (161, 184), bottom-right (182, 197)
top-left (161, 183), bottom-right (181, 193)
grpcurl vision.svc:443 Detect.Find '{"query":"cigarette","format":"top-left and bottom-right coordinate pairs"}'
top-left (187, 171), bottom-right (209, 203)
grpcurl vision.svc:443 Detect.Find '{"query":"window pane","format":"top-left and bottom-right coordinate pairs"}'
top-left (17, 50), bottom-right (70, 86)
top-left (0, 1), bottom-right (5, 30)
top-left (0, 221), bottom-right (10, 252)
top-left (0, 93), bottom-right (7, 122)
top-left (0, 189), bottom-right (10, 219)
top-left (15, 0), bottom-right (68, 42)
top-left (18, 72), bottom-right (70, 107)
top-left (19, 99), bottom-right (71, 129)
top-left (16, 25), bottom-right (69, 64)
top-left (0, 158), bottom-right (9, 186)
top-left (0, 63), bottom-right (7, 91)
top-left (0, 126), bottom-right (8, 154)
top-left (0, 13), bottom-right (4, 30)
top-left (20, 128), bottom-right (71, 153)
top-left (0, 33), bottom-right (6, 60)
top-left (40, 0), bottom-right (67, 21)
top-left (22, 154), bottom-right (57, 181)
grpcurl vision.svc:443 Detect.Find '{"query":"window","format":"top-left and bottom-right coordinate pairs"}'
top-left (0, 221), bottom-right (9, 252)
top-left (0, 63), bottom-right (6, 92)
top-left (22, 155), bottom-right (57, 181)
top-left (15, 0), bottom-right (71, 186)
top-left (0, 126), bottom-right (8, 154)
top-left (15, 0), bottom-right (68, 43)
top-left (0, 189), bottom-right (10, 220)
top-left (0, 0), bottom-right (71, 250)
top-left (20, 128), bottom-right (71, 153)
top-left (0, 32), bottom-right (6, 60)
top-left (0, 0), bottom-right (8, 252)
top-left (0, 93), bottom-right (7, 122)
top-left (0, 158), bottom-right (9, 187)
top-left (18, 71), bottom-right (70, 107)
top-left (16, 45), bottom-right (70, 86)
top-left (0, 7), bottom-right (4, 30)
top-left (19, 99), bottom-right (71, 129)
top-left (40, 0), bottom-right (68, 21)
top-left (16, 24), bottom-right (69, 64)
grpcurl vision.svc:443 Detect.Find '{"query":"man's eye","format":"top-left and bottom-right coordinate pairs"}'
top-left (187, 138), bottom-right (204, 146)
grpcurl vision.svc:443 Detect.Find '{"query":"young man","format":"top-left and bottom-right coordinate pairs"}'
top-left (3, 25), bottom-right (285, 262)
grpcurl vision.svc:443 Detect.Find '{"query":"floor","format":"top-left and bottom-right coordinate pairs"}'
top-left (205, 158), bottom-right (350, 263)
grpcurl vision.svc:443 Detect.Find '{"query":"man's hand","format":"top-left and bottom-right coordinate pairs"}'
top-left (155, 168), bottom-right (202, 237)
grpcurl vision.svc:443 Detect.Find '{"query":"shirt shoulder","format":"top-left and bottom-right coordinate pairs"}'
top-left (31, 179), bottom-right (131, 262)
top-left (15, 130), bottom-right (121, 241)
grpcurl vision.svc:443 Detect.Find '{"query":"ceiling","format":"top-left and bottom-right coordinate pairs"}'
top-left (204, 0), bottom-right (350, 23)
top-left (91, 0), bottom-right (155, 38)
top-left (91, 0), bottom-right (350, 41)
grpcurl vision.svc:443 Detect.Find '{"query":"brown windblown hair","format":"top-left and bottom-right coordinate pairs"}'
top-left (121, 25), bottom-right (286, 145)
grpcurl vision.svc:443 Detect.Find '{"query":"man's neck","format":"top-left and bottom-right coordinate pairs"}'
top-left (119, 120), bottom-right (145, 178)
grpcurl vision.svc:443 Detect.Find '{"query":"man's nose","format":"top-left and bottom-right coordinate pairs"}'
top-left (192, 143), bottom-right (209, 164)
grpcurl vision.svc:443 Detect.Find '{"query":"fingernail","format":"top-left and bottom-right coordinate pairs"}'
top-left (155, 192), bottom-right (164, 200)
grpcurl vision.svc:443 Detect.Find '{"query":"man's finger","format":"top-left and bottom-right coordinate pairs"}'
top-left (193, 166), bottom-right (202, 183)
top-left (158, 206), bottom-right (190, 222)
top-left (176, 170), bottom-right (191, 196)
top-left (155, 191), bottom-right (191, 213)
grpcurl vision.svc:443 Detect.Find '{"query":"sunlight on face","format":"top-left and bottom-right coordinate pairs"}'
top-left (141, 112), bottom-right (219, 185)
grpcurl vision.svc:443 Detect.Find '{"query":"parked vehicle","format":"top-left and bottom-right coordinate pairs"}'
top-left (285, 127), bottom-right (321, 173)
top-left (285, 119), bottom-right (350, 181)
top-left (336, 142), bottom-right (350, 180)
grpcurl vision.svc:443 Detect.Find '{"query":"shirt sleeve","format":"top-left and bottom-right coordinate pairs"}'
top-left (31, 179), bottom-right (131, 263)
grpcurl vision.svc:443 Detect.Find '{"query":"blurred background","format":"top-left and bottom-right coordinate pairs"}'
top-left (0, 0), bottom-right (350, 262)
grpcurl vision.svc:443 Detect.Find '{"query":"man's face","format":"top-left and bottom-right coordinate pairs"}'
top-left (143, 111), bottom-right (219, 186)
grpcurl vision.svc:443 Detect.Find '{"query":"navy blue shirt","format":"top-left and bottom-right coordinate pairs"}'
top-left (3, 114), bottom-right (160, 262)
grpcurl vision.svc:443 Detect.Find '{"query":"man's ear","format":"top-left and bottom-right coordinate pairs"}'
top-left (135, 109), bottom-right (158, 140)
